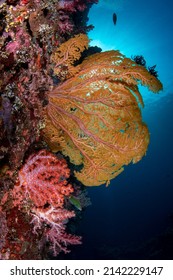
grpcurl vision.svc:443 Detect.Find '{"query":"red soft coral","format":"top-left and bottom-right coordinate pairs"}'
top-left (12, 150), bottom-right (74, 208)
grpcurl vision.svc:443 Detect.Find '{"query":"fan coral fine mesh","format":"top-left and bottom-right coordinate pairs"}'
top-left (43, 50), bottom-right (163, 186)
top-left (51, 33), bottom-right (89, 80)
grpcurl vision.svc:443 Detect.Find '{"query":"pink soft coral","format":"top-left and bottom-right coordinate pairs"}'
top-left (7, 150), bottom-right (81, 256)
top-left (57, 0), bottom-right (98, 34)
top-left (31, 206), bottom-right (82, 255)
top-left (0, 150), bottom-right (81, 257)
top-left (6, 28), bottom-right (31, 58)
top-left (58, 0), bottom-right (98, 12)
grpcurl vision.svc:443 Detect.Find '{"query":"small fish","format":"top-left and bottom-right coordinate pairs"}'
top-left (69, 196), bottom-right (82, 211)
top-left (113, 13), bottom-right (117, 25)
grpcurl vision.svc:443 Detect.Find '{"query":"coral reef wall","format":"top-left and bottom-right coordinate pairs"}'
top-left (0, 0), bottom-right (162, 259)
top-left (0, 0), bottom-right (96, 260)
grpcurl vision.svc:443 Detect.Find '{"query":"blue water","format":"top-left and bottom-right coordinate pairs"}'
top-left (89, 0), bottom-right (173, 104)
top-left (66, 0), bottom-right (173, 259)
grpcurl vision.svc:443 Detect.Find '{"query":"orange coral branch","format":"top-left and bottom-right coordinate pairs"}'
top-left (51, 33), bottom-right (89, 80)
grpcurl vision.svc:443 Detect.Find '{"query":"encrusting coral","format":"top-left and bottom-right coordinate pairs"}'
top-left (43, 49), bottom-right (163, 186)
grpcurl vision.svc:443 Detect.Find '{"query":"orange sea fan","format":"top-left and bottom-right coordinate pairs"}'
top-left (43, 50), bottom-right (162, 186)
top-left (51, 33), bottom-right (89, 80)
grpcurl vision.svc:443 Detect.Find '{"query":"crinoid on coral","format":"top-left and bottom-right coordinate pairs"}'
top-left (43, 50), bottom-right (163, 187)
